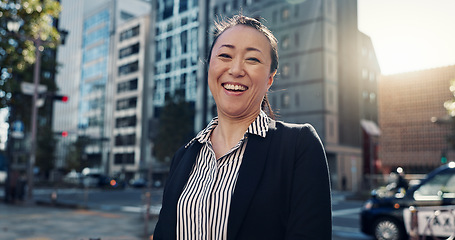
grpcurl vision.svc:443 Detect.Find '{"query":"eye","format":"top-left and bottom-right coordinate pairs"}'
top-left (246, 57), bottom-right (261, 63)
top-left (218, 53), bottom-right (231, 59)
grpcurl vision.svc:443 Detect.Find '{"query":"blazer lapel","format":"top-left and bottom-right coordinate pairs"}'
top-left (159, 142), bottom-right (202, 239)
top-left (227, 128), bottom-right (275, 240)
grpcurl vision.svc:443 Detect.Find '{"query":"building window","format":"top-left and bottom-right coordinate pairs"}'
top-left (115, 115), bottom-right (137, 128)
top-left (179, 0), bottom-right (188, 13)
top-left (281, 93), bottom-right (290, 108)
top-left (120, 25), bottom-right (140, 42)
top-left (115, 133), bottom-right (136, 146)
top-left (181, 17), bottom-right (188, 26)
top-left (282, 64), bottom-right (290, 78)
top-left (295, 63), bottom-right (299, 76)
top-left (166, 36), bottom-right (172, 59)
top-left (163, 0), bottom-right (173, 19)
top-left (119, 43), bottom-right (140, 59)
top-left (114, 152), bottom-right (135, 164)
top-left (369, 92), bottom-right (376, 103)
top-left (116, 97), bottom-right (137, 110)
top-left (118, 61), bottom-right (139, 76)
top-left (362, 69), bottom-right (368, 79)
top-left (181, 31), bottom-right (188, 53)
top-left (369, 72), bottom-right (376, 82)
top-left (117, 78), bottom-right (138, 93)
top-left (181, 59), bottom-right (187, 68)
top-left (282, 35), bottom-right (290, 49)
top-left (282, 8), bottom-right (290, 21)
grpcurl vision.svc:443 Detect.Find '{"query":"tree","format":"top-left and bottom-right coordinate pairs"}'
top-left (65, 136), bottom-right (91, 172)
top-left (1, 0), bottom-right (62, 179)
top-left (154, 91), bottom-right (195, 163)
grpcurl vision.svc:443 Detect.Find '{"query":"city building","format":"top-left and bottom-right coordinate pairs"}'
top-left (378, 65), bottom-right (455, 173)
top-left (53, 0), bottom-right (84, 171)
top-left (54, 0), bottom-right (380, 191)
top-left (209, 0), bottom-right (380, 191)
top-left (111, 14), bottom-right (153, 180)
top-left (152, 0), bottom-right (200, 122)
top-left (54, 0), bottom-right (151, 177)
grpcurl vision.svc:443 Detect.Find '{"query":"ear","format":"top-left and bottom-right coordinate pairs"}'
top-left (267, 70), bottom-right (276, 89)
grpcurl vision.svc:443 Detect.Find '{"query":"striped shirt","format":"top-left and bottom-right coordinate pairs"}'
top-left (177, 111), bottom-right (270, 240)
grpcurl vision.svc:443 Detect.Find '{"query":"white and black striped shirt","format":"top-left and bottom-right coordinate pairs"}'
top-left (177, 111), bottom-right (270, 240)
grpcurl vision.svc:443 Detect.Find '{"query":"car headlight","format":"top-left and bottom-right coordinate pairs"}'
top-left (363, 200), bottom-right (374, 210)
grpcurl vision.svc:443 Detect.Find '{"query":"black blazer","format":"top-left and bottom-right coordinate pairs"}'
top-left (154, 120), bottom-right (332, 240)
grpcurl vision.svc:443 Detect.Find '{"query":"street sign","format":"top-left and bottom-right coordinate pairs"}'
top-left (20, 82), bottom-right (47, 95)
top-left (11, 120), bottom-right (24, 138)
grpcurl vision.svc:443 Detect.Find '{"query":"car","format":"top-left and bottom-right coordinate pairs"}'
top-left (360, 162), bottom-right (455, 240)
top-left (129, 178), bottom-right (147, 188)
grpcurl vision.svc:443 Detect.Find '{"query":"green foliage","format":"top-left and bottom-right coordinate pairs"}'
top-left (1, 0), bottom-right (62, 180)
top-left (65, 136), bottom-right (91, 172)
top-left (35, 124), bottom-right (55, 177)
top-left (154, 92), bottom-right (195, 163)
top-left (0, 0), bottom-right (62, 109)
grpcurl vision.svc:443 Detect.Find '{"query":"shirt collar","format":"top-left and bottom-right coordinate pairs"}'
top-left (186, 111), bottom-right (271, 148)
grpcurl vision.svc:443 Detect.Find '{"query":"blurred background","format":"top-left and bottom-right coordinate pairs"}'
top-left (0, 0), bottom-right (454, 239)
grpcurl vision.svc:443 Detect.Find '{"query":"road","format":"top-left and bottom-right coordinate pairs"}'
top-left (332, 193), bottom-right (373, 240)
top-left (4, 187), bottom-right (374, 239)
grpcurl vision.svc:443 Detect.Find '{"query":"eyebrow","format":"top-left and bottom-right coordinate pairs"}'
top-left (219, 44), bottom-right (262, 53)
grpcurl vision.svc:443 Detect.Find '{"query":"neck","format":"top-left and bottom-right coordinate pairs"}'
top-left (210, 109), bottom-right (260, 159)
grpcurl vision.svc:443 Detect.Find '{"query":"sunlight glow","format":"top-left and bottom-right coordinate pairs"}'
top-left (358, 0), bottom-right (455, 75)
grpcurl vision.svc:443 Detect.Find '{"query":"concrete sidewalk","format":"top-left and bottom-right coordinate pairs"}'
top-left (0, 201), bottom-right (157, 240)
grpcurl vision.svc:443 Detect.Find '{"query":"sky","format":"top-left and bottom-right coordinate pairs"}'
top-left (357, 0), bottom-right (455, 75)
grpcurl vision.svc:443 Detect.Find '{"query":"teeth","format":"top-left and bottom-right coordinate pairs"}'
top-left (224, 83), bottom-right (247, 91)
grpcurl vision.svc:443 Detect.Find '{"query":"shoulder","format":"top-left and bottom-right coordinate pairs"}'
top-left (270, 120), bottom-right (324, 149)
top-left (273, 120), bottom-right (320, 137)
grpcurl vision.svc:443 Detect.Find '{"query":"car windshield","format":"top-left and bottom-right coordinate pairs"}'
top-left (414, 170), bottom-right (455, 201)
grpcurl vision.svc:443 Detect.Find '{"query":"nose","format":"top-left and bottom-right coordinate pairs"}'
top-left (229, 58), bottom-right (245, 77)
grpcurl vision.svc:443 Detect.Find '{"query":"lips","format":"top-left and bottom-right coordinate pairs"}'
top-left (222, 83), bottom-right (248, 92)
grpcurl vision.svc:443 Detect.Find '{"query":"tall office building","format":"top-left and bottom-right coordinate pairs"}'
top-left (110, 14), bottom-right (153, 180)
top-left (152, 0), bottom-right (201, 118)
top-left (54, 0), bottom-right (151, 175)
top-left (209, 0), bottom-right (380, 191)
top-left (53, 0), bottom-right (84, 170)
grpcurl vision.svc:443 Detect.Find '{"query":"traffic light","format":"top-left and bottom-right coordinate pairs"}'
top-left (441, 150), bottom-right (447, 164)
top-left (54, 131), bottom-right (69, 137)
top-left (53, 94), bottom-right (68, 102)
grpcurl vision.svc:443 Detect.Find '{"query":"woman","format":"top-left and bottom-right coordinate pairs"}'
top-left (154, 15), bottom-right (332, 240)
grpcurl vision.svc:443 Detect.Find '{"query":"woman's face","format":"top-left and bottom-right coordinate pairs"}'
top-left (208, 25), bottom-right (275, 120)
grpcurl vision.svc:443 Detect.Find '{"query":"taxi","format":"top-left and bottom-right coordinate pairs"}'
top-left (360, 162), bottom-right (455, 240)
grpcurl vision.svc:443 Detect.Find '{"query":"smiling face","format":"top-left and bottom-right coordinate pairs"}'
top-left (208, 25), bottom-right (276, 120)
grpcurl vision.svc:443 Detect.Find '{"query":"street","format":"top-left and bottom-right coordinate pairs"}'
top-left (0, 187), bottom-right (373, 239)
top-left (332, 193), bottom-right (373, 240)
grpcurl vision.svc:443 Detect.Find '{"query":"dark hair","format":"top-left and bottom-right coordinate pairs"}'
top-left (208, 14), bottom-right (279, 119)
